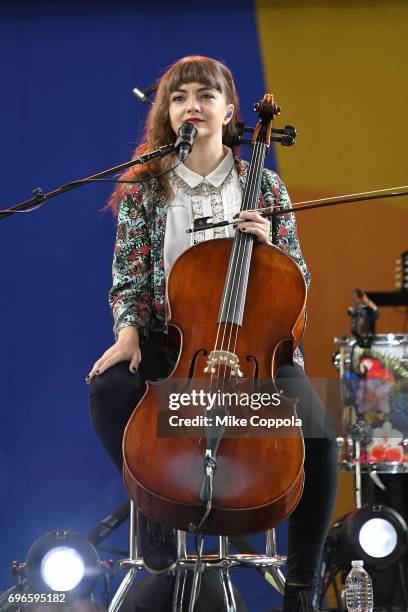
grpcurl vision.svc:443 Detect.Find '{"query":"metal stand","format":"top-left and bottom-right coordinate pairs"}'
top-left (108, 501), bottom-right (286, 612)
top-left (354, 438), bottom-right (363, 508)
top-left (109, 502), bottom-right (143, 612)
top-left (0, 585), bottom-right (25, 612)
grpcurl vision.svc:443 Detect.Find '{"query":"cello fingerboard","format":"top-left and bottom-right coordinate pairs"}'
top-left (218, 140), bottom-right (267, 326)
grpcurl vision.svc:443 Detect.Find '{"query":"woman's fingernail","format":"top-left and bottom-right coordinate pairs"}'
top-left (233, 224), bottom-right (237, 229)
top-left (85, 376), bottom-right (90, 384)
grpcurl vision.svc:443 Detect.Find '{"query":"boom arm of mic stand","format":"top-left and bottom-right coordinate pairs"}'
top-left (0, 143), bottom-right (176, 221)
top-left (87, 500), bottom-right (130, 546)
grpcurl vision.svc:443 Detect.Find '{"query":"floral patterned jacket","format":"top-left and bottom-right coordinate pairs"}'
top-left (109, 157), bottom-right (310, 367)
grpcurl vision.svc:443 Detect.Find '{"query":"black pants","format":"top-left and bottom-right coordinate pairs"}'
top-left (89, 333), bottom-right (338, 589)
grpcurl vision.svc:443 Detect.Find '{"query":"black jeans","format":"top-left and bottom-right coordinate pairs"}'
top-left (89, 333), bottom-right (338, 588)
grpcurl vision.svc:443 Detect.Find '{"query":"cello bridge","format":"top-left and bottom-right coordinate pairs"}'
top-left (204, 350), bottom-right (243, 377)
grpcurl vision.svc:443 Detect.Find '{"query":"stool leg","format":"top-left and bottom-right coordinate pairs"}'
top-left (265, 528), bottom-right (285, 595)
top-left (178, 530), bottom-right (187, 559)
top-left (108, 502), bottom-right (140, 612)
top-left (108, 568), bottom-right (139, 612)
top-left (219, 567), bottom-right (237, 612)
top-left (187, 568), bottom-right (203, 612)
top-left (218, 537), bottom-right (236, 612)
top-left (172, 569), bottom-right (188, 612)
top-left (219, 535), bottom-right (228, 558)
top-left (130, 501), bottom-right (138, 559)
top-left (172, 531), bottom-right (188, 612)
top-left (187, 535), bottom-right (205, 612)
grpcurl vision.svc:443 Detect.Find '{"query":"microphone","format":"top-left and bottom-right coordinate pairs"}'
top-left (174, 122), bottom-right (198, 162)
top-left (132, 82), bottom-right (157, 105)
top-left (132, 86), bottom-right (152, 105)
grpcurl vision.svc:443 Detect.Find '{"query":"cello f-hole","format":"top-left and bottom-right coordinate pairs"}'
top-left (245, 354), bottom-right (259, 380)
top-left (188, 348), bottom-right (208, 379)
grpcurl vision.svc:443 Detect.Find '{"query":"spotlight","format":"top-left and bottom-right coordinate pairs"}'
top-left (24, 530), bottom-right (101, 598)
top-left (328, 505), bottom-right (407, 569)
top-left (316, 505), bottom-right (408, 610)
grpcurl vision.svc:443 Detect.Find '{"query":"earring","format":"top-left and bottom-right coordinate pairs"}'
top-left (225, 109), bottom-right (233, 120)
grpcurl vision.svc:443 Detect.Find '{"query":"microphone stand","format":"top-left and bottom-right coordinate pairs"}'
top-left (87, 500), bottom-right (130, 548)
top-left (0, 143), bottom-right (177, 221)
top-left (0, 117), bottom-right (293, 222)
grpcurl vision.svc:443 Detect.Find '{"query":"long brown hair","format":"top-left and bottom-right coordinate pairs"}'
top-left (110, 55), bottom-right (241, 215)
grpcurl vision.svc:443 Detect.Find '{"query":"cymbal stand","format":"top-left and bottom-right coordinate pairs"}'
top-left (354, 438), bottom-right (363, 509)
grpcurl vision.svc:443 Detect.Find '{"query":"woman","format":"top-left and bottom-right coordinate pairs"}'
top-left (88, 55), bottom-right (338, 611)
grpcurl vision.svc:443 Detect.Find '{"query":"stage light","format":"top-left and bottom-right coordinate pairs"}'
top-left (41, 546), bottom-right (85, 591)
top-left (328, 505), bottom-right (407, 569)
top-left (359, 517), bottom-right (397, 559)
top-left (25, 530), bottom-right (101, 598)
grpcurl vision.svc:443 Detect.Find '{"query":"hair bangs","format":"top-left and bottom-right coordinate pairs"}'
top-left (168, 60), bottom-right (223, 94)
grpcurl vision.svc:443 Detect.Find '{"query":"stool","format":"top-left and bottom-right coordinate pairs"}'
top-left (109, 501), bottom-right (286, 612)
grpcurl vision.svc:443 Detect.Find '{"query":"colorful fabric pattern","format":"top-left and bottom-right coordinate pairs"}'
top-left (341, 342), bottom-right (408, 466)
top-left (109, 157), bottom-right (311, 367)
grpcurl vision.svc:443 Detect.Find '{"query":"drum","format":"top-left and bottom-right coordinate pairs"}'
top-left (333, 334), bottom-right (408, 473)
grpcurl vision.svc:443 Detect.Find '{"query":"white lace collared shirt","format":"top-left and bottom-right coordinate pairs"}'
top-left (164, 148), bottom-right (242, 277)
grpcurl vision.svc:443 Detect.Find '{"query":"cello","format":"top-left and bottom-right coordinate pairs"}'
top-left (123, 94), bottom-right (307, 536)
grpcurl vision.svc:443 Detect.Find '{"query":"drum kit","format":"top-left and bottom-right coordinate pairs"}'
top-left (333, 260), bottom-right (408, 508)
top-left (334, 333), bottom-right (408, 509)
top-left (318, 258), bottom-right (408, 610)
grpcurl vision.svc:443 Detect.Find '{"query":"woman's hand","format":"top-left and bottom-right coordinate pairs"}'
top-left (86, 326), bottom-right (141, 383)
top-left (234, 210), bottom-right (271, 244)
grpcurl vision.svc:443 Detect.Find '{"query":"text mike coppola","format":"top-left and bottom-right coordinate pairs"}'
top-left (174, 122), bottom-right (198, 162)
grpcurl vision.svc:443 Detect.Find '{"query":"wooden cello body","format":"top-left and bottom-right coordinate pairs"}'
top-left (123, 95), bottom-right (307, 536)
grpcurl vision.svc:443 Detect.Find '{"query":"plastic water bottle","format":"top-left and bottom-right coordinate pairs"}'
top-left (345, 560), bottom-right (373, 612)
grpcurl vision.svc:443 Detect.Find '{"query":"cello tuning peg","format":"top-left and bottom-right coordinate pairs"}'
top-left (271, 135), bottom-right (296, 146)
top-left (283, 125), bottom-right (297, 138)
top-left (281, 135), bottom-right (296, 146)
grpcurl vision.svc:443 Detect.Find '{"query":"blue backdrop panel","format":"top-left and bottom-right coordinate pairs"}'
top-left (0, 2), bottom-right (283, 610)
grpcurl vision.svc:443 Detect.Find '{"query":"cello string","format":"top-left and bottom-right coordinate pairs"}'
top-left (206, 198), bottom-right (248, 395)
top-left (207, 138), bottom-right (264, 417)
top-left (219, 140), bottom-right (260, 376)
top-left (207, 144), bottom-right (260, 386)
top-left (221, 140), bottom-right (264, 395)
top-left (196, 139), bottom-right (264, 539)
top-left (207, 140), bottom-right (261, 402)
top-left (228, 140), bottom-right (264, 390)
top-left (205, 193), bottom-right (245, 400)
top-left (226, 140), bottom-right (262, 362)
